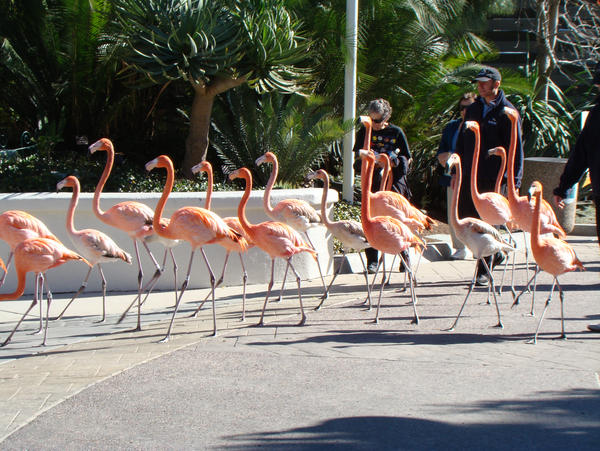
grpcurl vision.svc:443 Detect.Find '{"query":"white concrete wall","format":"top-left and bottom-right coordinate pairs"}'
top-left (0, 188), bottom-right (337, 294)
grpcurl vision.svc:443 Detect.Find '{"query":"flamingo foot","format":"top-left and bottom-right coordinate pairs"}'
top-left (210, 330), bottom-right (217, 337)
top-left (493, 321), bottom-right (504, 329)
top-left (159, 336), bottom-right (170, 344)
top-left (526, 337), bottom-right (537, 345)
top-left (298, 315), bottom-right (307, 326)
top-left (556, 334), bottom-right (567, 341)
top-left (257, 320), bottom-right (265, 327)
top-left (372, 318), bottom-right (379, 325)
top-left (443, 326), bottom-right (455, 332)
top-left (94, 318), bottom-right (106, 324)
top-left (411, 317), bottom-right (419, 325)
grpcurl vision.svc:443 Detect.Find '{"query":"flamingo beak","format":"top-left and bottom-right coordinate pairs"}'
top-left (56, 179), bottom-right (67, 192)
top-left (88, 140), bottom-right (102, 154)
top-left (191, 163), bottom-right (203, 175)
top-left (255, 155), bottom-right (267, 166)
top-left (145, 158), bottom-right (159, 172)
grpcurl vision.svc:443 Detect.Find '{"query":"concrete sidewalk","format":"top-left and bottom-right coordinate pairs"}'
top-left (0, 234), bottom-right (599, 449)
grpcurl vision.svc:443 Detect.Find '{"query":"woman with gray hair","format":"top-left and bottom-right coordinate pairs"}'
top-left (353, 98), bottom-right (412, 274)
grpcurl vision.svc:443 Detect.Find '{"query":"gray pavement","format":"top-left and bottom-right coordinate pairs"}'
top-left (0, 233), bottom-right (599, 449)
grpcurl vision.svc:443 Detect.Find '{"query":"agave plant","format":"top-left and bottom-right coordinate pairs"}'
top-left (109, 0), bottom-right (312, 176)
top-left (210, 88), bottom-right (346, 187)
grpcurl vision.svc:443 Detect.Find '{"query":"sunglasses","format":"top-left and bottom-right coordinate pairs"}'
top-left (370, 117), bottom-right (385, 124)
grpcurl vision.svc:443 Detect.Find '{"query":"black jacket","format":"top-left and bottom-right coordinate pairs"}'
top-left (456, 89), bottom-right (524, 188)
top-left (353, 123), bottom-right (412, 198)
top-left (554, 96), bottom-right (600, 198)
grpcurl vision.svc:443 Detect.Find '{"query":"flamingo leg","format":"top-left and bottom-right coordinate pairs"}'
top-left (385, 254), bottom-right (397, 287)
top-left (274, 263), bottom-right (289, 303)
top-left (0, 251), bottom-right (13, 288)
top-left (259, 259), bottom-right (276, 326)
top-left (303, 232), bottom-right (328, 299)
top-left (189, 252), bottom-right (230, 318)
top-left (239, 253), bottom-right (248, 322)
top-left (41, 278), bottom-right (53, 346)
top-left (481, 258), bottom-right (503, 328)
top-left (359, 251), bottom-right (373, 310)
top-left (287, 258), bottom-right (307, 325)
top-left (97, 264), bottom-right (107, 323)
top-left (400, 253), bottom-right (419, 324)
top-left (374, 255), bottom-right (386, 324)
top-left (138, 249), bottom-right (168, 309)
top-left (34, 274), bottom-right (43, 335)
top-left (445, 262), bottom-right (479, 331)
top-left (530, 278), bottom-right (557, 344)
top-left (556, 278), bottom-right (566, 339)
top-left (199, 248), bottom-right (218, 337)
top-left (160, 250), bottom-right (195, 343)
top-left (511, 267), bottom-right (541, 310)
top-left (315, 250), bottom-right (346, 310)
top-left (169, 248), bottom-right (178, 309)
top-left (1, 275), bottom-right (40, 347)
top-left (55, 265), bottom-right (94, 320)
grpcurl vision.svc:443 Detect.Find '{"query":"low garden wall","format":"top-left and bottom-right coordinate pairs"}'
top-left (0, 188), bottom-right (337, 295)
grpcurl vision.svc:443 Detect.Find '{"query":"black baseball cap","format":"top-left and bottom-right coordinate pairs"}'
top-left (473, 67), bottom-right (501, 82)
top-left (593, 62), bottom-right (600, 85)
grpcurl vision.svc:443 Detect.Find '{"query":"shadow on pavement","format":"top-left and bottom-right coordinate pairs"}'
top-left (224, 389), bottom-right (600, 450)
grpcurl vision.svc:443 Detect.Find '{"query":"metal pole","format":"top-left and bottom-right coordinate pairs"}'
top-left (342, 0), bottom-right (358, 202)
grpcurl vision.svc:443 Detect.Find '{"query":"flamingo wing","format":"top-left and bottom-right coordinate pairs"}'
top-left (76, 229), bottom-right (132, 264)
top-left (273, 199), bottom-right (321, 229)
top-left (105, 201), bottom-right (154, 234)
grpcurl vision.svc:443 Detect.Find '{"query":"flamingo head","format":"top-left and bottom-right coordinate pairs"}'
top-left (56, 175), bottom-right (78, 192)
top-left (255, 151), bottom-right (275, 167)
top-left (145, 155), bottom-right (172, 172)
top-left (445, 153), bottom-right (461, 174)
top-left (358, 149), bottom-right (375, 163)
top-left (88, 138), bottom-right (113, 154)
top-left (375, 152), bottom-right (390, 168)
top-left (191, 160), bottom-right (212, 176)
top-left (488, 146), bottom-right (506, 158)
top-left (359, 115), bottom-right (372, 127)
top-left (229, 167), bottom-right (251, 182)
top-left (306, 169), bottom-right (327, 183)
top-left (527, 180), bottom-right (543, 202)
top-left (465, 121), bottom-right (479, 133)
top-left (503, 107), bottom-right (519, 121)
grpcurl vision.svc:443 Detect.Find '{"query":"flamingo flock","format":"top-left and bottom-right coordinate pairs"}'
top-left (0, 107), bottom-right (588, 345)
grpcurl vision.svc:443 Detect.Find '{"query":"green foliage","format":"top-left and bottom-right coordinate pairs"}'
top-left (111, 0), bottom-right (311, 93)
top-left (210, 88), bottom-right (347, 187)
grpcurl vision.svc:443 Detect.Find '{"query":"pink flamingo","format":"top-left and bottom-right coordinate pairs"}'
top-left (255, 151), bottom-right (327, 300)
top-left (444, 153), bottom-right (515, 330)
top-left (189, 160), bottom-right (255, 321)
top-left (359, 150), bottom-right (424, 324)
top-left (55, 176), bottom-right (132, 322)
top-left (0, 210), bottom-right (60, 287)
top-left (146, 155), bottom-right (247, 341)
top-left (466, 121), bottom-right (517, 298)
top-left (229, 167), bottom-right (317, 326)
top-left (372, 153), bottom-right (435, 232)
top-left (527, 181), bottom-right (584, 343)
top-left (89, 138), bottom-right (165, 330)
top-left (306, 169), bottom-right (371, 309)
top-left (503, 107), bottom-right (566, 311)
top-left (0, 238), bottom-right (89, 347)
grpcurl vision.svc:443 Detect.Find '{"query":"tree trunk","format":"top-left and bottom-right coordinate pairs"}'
top-left (534, 0), bottom-right (561, 101)
top-left (182, 77), bottom-right (247, 178)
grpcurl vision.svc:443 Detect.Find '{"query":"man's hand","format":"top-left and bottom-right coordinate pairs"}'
top-left (553, 194), bottom-right (565, 209)
top-left (437, 152), bottom-right (451, 167)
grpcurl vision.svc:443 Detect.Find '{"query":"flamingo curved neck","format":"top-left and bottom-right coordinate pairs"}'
top-left (380, 158), bottom-right (390, 191)
top-left (204, 167), bottom-right (213, 210)
top-left (450, 162), bottom-right (464, 228)
top-left (237, 172), bottom-right (255, 236)
top-left (506, 116), bottom-right (519, 203)
top-left (318, 176), bottom-right (333, 227)
top-left (0, 271), bottom-right (27, 301)
top-left (263, 157), bottom-right (278, 218)
top-left (495, 150), bottom-right (506, 193)
top-left (470, 128), bottom-right (482, 201)
top-left (531, 191), bottom-right (542, 246)
top-left (154, 161), bottom-right (175, 237)
top-left (65, 182), bottom-right (80, 236)
top-left (93, 145), bottom-right (114, 219)
top-left (363, 123), bottom-right (372, 150)
top-left (360, 157), bottom-right (374, 224)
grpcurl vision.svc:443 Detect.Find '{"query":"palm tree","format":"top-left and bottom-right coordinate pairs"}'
top-left (211, 88), bottom-right (346, 186)
top-left (109, 0), bottom-right (311, 176)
